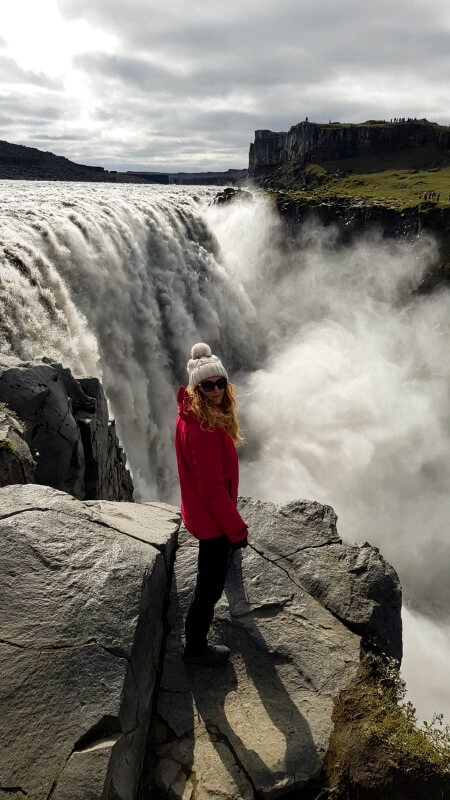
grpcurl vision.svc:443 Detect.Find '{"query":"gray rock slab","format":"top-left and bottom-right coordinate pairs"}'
top-left (150, 524), bottom-right (362, 799)
top-left (238, 496), bottom-right (402, 660)
top-left (0, 484), bottom-right (181, 800)
top-left (1, 643), bottom-right (126, 800)
top-left (85, 499), bottom-right (179, 568)
top-left (0, 485), bottom-right (180, 569)
top-left (52, 740), bottom-right (117, 800)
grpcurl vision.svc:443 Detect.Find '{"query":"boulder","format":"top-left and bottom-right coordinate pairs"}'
top-left (0, 483), bottom-right (181, 800)
top-left (0, 356), bottom-right (133, 501)
top-left (147, 497), bottom-right (402, 799)
top-left (0, 403), bottom-right (35, 487)
top-left (238, 497), bottom-right (402, 661)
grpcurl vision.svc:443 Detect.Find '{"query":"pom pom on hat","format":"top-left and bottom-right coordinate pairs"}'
top-left (191, 342), bottom-right (211, 359)
top-left (187, 341), bottom-right (228, 387)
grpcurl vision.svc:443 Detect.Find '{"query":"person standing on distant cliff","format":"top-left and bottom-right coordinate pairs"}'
top-left (175, 343), bottom-right (248, 667)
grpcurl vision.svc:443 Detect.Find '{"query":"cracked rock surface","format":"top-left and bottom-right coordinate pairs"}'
top-left (0, 483), bottom-right (180, 800)
top-left (0, 355), bottom-right (133, 500)
top-left (238, 498), bottom-right (402, 661)
top-left (148, 497), bottom-right (401, 799)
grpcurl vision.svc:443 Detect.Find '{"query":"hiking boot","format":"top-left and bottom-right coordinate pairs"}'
top-left (182, 643), bottom-right (230, 667)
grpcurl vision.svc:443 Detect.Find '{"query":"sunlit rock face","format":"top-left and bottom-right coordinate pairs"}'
top-left (0, 483), bottom-right (180, 800)
top-left (0, 356), bottom-right (133, 501)
top-left (148, 497), bottom-right (402, 800)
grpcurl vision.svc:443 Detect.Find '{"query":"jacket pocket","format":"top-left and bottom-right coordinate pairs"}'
top-left (228, 478), bottom-right (232, 498)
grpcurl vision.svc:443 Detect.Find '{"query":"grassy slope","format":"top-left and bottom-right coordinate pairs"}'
top-left (266, 143), bottom-right (450, 210)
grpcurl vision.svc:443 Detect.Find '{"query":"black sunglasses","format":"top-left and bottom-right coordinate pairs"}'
top-left (199, 377), bottom-right (227, 392)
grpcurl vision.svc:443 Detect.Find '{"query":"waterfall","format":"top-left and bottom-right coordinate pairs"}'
top-left (1, 179), bottom-right (449, 720)
top-left (0, 182), bottom-right (262, 499)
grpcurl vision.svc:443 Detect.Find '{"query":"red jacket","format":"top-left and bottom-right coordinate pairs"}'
top-left (175, 386), bottom-right (248, 543)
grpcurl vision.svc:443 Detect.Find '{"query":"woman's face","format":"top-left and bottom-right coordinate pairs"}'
top-left (197, 375), bottom-right (225, 406)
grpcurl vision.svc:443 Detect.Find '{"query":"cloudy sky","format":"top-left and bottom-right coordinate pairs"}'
top-left (1, 0), bottom-right (450, 172)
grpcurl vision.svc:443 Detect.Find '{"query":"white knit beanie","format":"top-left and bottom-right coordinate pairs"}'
top-left (187, 343), bottom-right (228, 387)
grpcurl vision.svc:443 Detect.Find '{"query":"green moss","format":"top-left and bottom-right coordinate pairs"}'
top-left (0, 400), bottom-right (26, 430)
top-left (0, 400), bottom-right (20, 422)
top-left (336, 653), bottom-right (449, 772)
top-left (365, 656), bottom-right (450, 769)
top-left (0, 437), bottom-right (15, 453)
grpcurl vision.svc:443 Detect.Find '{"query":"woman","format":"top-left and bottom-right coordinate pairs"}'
top-left (175, 342), bottom-right (248, 666)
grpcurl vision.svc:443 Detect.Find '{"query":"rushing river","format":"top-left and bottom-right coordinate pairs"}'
top-left (1, 180), bottom-right (449, 721)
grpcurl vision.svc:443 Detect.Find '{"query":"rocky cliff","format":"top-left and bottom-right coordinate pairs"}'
top-left (145, 498), bottom-right (403, 800)
top-left (249, 119), bottom-right (450, 178)
top-left (0, 365), bottom-right (448, 798)
top-left (270, 193), bottom-right (450, 293)
top-left (2, 484), bottom-right (448, 799)
top-left (0, 356), bottom-right (133, 501)
top-left (0, 484), bottom-right (179, 800)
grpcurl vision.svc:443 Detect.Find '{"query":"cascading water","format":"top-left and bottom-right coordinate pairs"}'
top-left (1, 179), bottom-right (449, 721)
top-left (0, 182), bottom-right (262, 499)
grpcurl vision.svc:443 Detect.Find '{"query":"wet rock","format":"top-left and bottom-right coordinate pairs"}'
top-left (0, 355), bottom-right (133, 500)
top-left (213, 187), bottom-right (254, 205)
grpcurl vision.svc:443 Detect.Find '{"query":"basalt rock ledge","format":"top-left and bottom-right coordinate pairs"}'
top-left (0, 355), bottom-right (133, 500)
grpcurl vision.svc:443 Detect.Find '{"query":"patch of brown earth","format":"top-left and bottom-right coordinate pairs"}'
top-left (322, 656), bottom-right (450, 800)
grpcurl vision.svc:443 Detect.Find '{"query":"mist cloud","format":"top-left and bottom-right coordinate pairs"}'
top-left (207, 195), bottom-right (450, 619)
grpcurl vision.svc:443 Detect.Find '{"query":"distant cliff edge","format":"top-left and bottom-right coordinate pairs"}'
top-left (249, 118), bottom-right (450, 178)
top-left (0, 140), bottom-right (246, 185)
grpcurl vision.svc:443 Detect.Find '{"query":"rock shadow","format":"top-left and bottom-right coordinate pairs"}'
top-left (146, 539), bottom-right (321, 798)
top-left (192, 547), bottom-right (321, 796)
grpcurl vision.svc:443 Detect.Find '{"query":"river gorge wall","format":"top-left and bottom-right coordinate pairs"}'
top-left (270, 193), bottom-right (450, 293)
top-left (249, 119), bottom-right (450, 177)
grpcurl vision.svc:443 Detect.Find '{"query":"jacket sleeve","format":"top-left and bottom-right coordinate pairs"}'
top-left (188, 424), bottom-right (248, 544)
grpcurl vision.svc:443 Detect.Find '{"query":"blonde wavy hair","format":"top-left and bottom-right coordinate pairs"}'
top-left (184, 381), bottom-right (245, 446)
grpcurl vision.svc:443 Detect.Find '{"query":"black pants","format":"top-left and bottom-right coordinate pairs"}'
top-left (184, 534), bottom-right (230, 651)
